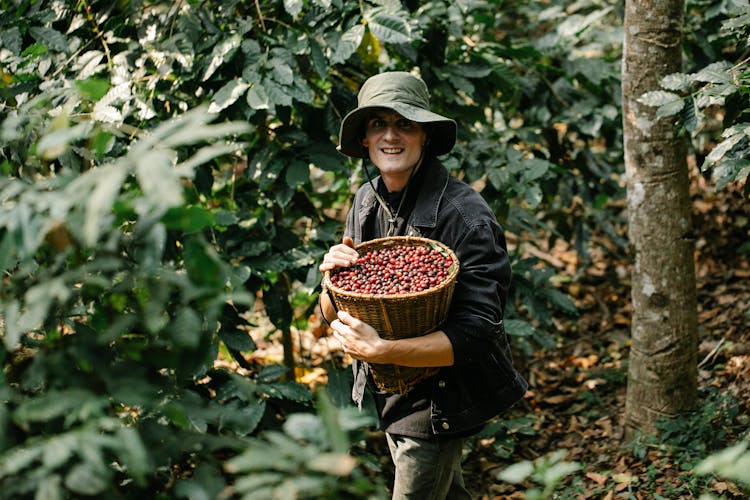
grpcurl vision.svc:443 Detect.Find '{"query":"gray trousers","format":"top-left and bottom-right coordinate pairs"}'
top-left (386, 433), bottom-right (473, 500)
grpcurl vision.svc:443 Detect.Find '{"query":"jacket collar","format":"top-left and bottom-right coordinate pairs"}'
top-left (358, 158), bottom-right (450, 230)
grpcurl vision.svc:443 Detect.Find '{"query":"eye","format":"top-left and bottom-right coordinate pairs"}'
top-left (397, 119), bottom-right (417, 131)
top-left (368, 118), bottom-right (386, 129)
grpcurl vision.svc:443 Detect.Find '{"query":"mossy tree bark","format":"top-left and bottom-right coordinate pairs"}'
top-left (621, 0), bottom-right (698, 437)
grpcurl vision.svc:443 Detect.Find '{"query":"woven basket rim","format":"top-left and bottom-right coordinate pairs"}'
top-left (323, 236), bottom-right (459, 300)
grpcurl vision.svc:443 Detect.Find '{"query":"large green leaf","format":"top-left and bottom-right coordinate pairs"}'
top-left (64, 461), bottom-right (110, 496)
top-left (13, 389), bottom-right (106, 426)
top-left (202, 34), bottom-right (242, 81)
top-left (331, 25), bottom-right (364, 64)
top-left (367, 13), bottom-right (411, 44)
top-left (29, 27), bottom-right (68, 53)
top-left (208, 78), bottom-right (250, 113)
top-left (183, 238), bottom-right (226, 288)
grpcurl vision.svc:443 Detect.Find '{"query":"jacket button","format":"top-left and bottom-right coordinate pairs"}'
top-left (441, 421), bottom-right (450, 430)
top-left (438, 380), bottom-right (446, 388)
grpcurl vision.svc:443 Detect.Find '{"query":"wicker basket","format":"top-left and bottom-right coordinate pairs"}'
top-left (323, 236), bottom-right (459, 394)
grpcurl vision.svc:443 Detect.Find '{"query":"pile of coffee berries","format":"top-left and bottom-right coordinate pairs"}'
top-left (330, 244), bottom-right (454, 295)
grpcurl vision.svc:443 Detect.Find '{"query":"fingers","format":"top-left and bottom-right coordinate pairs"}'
top-left (343, 236), bottom-right (355, 248)
top-left (319, 243), bottom-right (359, 272)
top-left (330, 319), bottom-right (352, 354)
top-left (336, 310), bottom-right (361, 328)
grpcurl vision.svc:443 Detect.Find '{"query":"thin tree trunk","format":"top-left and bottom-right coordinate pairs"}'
top-left (621, 0), bottom-right (698, 437)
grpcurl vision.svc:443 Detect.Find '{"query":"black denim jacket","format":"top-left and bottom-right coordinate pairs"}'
top-left (344, 159), bottom-right (528, 436)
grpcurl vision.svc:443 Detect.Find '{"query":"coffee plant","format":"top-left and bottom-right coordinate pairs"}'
top-left (638, 0), bottom-right (750, 194)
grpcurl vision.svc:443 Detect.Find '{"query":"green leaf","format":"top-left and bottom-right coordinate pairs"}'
top-left (36, 474), bottom-right (64, 500)
top-left (73, 164), bottom-right (128, 246)
top-left (270, 56), bottom-right (294, 86)
top-left (367, 13), bottom-right (411, 44)
top-left (656, 99), bottom-right (685, 119)
top-left (162, 206), bottom-right (215, 231)
top-left (169, 307), bottom-right (203, 348)
top-left (331, 25), bottom-right (364, 64)
top-left (135, 149), bottom-right (183, 211)
top-left (41, 435), bottom-right (76, 469)
top-left (660, 72), bottom-right (692, 91)
top-left (523, 184), bottom-right (543, 207)
top-left (208, 78), bottom-right (249, 113)
top-left (704, 129), bottom-right (745, 167)
top-left (225, 439), bottom-right (297, 473)
top-left (696, 441), bottom-right (750, 484)
top-left (1, 26), bottom-right (22, 54)
top-left (309, 39), bottom-right (327, 79)
top-left (0, 445), bottom-right (42, 476)
top-left (75, 78), bottom-right (110, 101)
top-left (203, 34), bottom-right (242, 81)
top-left (284, 160), bottom-right (309, 188)
top-left (64, 461), bottom-right (111, 496)
top-left (264, 281), bottom-right (292, 331)
top-left (637, 90), bottom-right (681, 107)
top-left (504, 319), bottom-right (539, 338)
top-left (116, 427), bottom-right (151, 485)
top-left (497, 460), bottom-right (534, 483)
top-left (521, 158), bottom-right (551, 182)
top-left (315, 389), bottom-right (349, 453)
top-left (220, 400), bottom-right (266, 436)
top-left (13, 389), bottom-right (105, 425)
top-left (183, 237), bottom-right (226, 288)
top-left (174, 465), bottom-right (226, 500)
top-left (283, 413), bottom-right (324, 444)
top-left (220, 329), bottom-right (257, 352)
top-left (263, 78), bottom-right (293, 107)
top-left (258, 364), bottom-right (290, 383)
top-left (232, 472), bottom-right (283, 494)
top-left (260, 382), bottom-right (312, 403)
top-left (29, 26), bottom-right (68, 53)
top-left (36, 122), bottom-right (93, 160)
top-left (283, 0), bottom-right (304, 18)
top-left (21, 42), bottom-right (47, 58)
top-left (246, 84), bottom-right (270, 110)
top-left (487, 168), bottom-right (511, 191)
top-left (538, 288), bottom-right (577, 314)
top-left (694, 61), bottom-right (732, 84)
top-left (541, 460), bottom-right (581, 485)
top-left (2, 301), bottom-right (21, 350)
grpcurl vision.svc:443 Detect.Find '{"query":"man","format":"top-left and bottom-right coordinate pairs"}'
top-left (319, 71), bottom-right (527, 499)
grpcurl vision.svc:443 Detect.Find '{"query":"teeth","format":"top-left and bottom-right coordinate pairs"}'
top-left (382, 148), bottom-right (403, 154)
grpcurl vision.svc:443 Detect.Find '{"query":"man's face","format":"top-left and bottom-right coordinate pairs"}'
top-left (362, 109), bottom-right (427, 189)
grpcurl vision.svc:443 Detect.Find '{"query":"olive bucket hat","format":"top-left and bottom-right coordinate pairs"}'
top-left (337, 71), bottom-right (457, 158)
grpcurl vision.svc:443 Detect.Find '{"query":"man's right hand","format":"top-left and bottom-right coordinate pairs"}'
top-left (319, 236), bottom-right (358, 273)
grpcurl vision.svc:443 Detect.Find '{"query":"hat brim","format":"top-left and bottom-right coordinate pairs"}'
top-left (338, 102), bottom-right (457, 158)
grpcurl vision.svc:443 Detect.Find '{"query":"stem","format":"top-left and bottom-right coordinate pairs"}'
top-left (254, 0), bottom-right (267, 32)
top-left (79, 0), bottom-right (113, 69)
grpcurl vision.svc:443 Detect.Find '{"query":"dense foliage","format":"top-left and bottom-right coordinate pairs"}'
top-left (0, 0), bottom-right (747, 498)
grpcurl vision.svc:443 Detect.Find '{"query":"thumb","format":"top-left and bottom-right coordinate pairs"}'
top-left (342, 236), bottom-right (355, 248)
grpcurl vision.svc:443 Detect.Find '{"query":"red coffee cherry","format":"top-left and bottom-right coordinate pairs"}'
top-left (330, 244), bottom-right (454, 295)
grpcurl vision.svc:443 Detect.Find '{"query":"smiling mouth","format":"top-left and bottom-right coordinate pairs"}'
top-left (381, 147), bottom-right (404, 154)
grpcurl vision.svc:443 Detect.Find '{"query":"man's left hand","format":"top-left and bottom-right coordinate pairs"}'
top-left (330, 310), bottom-right (390, 363)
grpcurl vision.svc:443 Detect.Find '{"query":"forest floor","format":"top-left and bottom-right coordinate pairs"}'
top-left (249, 172), bottom-right (749, 499)
top-left (466, 175), bottom-right (750, 499)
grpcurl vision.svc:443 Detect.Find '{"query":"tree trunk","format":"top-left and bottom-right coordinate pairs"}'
top-left (621, 0), bottom-right (698, 437)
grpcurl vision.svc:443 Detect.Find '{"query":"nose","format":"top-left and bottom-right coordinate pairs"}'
top-left (382, 124), bottom-right (399, 140)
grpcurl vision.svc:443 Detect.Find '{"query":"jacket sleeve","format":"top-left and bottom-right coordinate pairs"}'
top-left (440, 220), bottom-right (512, 367)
